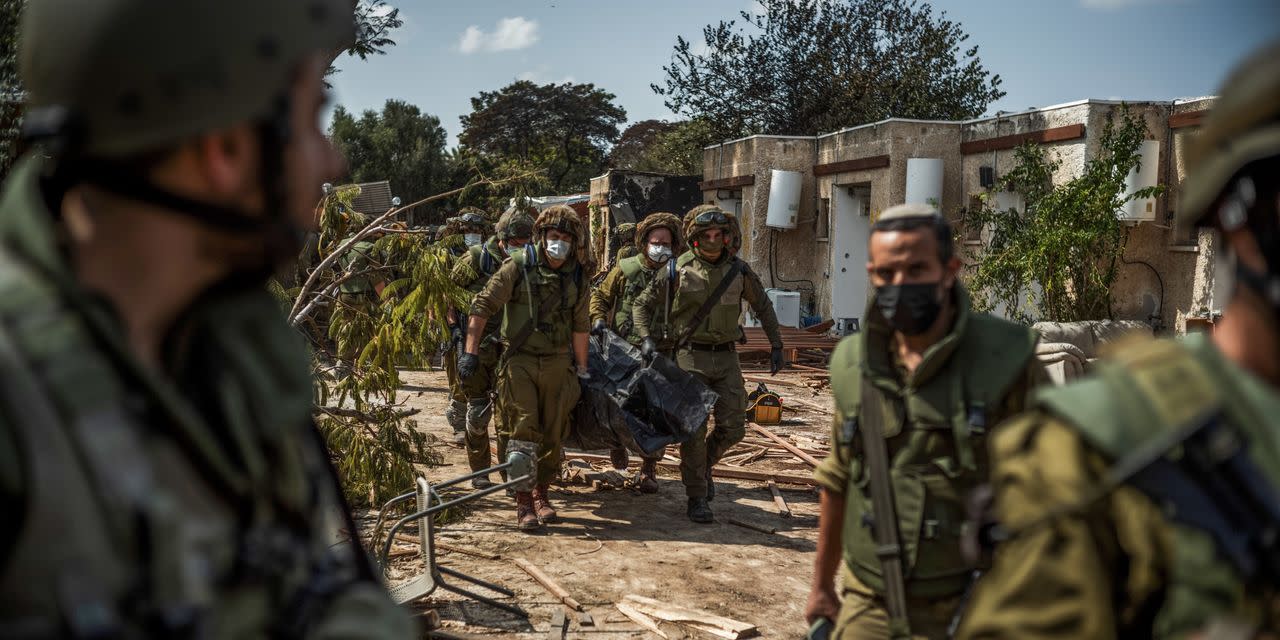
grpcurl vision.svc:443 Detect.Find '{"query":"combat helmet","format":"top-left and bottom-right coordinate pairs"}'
top-left (684, 204), bottom-right (739, 253)
top-left (1181, 40), bottom-right (1280, 308)
top-left (497, 208), bottom-right (535, 241)
top-left (635, 212), bottom-right (686, 256)
top-left (534, 205), bottom-right (586, 262)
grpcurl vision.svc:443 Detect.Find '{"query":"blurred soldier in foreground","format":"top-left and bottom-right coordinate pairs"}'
top-left (805, 204), bottom-right (1044, 639)
top-left (0, 0), bottom-right (412, 636)
top-left (589, 212), bottom-right (685, 491)
top-left (633, 204), bottom-right (784, 523)
top-left (449, 209), bottom-right (533, 488)
top-left (958, 42), bottom-right (1280, 640)
top-left (461, 205), bottom-right (590, 531)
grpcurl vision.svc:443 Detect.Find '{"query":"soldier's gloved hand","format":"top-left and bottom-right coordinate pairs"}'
top-left (640, 337), bottom-right (657, 362)
top-left (457, 352), bottom-right (479, 379)
top-left (591, 318), bottom-right (607, 337)
top-left (770, 347), bottom-right (785, 375)
top-left (449, 324), bottom-right (464, 346)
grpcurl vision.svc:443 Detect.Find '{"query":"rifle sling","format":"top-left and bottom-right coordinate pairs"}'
top-left (858, 381), bottom-right (912, 638)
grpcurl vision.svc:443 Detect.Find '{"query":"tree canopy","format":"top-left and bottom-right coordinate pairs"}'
top-left (459, 80), bottom-right (627, 192)
top-left (329, 99), bottom-right (450, 207)
top-left (654, 0), bottom-right (1004, 141)
top-left (607, 119), bottom-right (714, 176)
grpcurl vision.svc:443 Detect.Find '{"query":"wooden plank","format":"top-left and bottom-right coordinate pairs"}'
top-left (561, 452), bottom-right (819, 486)
top-left (621, 595), bottom-right (759, 639)
top-left (513, 558), bottom-right (585, 612)
top-left (699, 174), bottom-right (756, 191)
top-left (805, 320), bottom-right (835, 333)
top-left (748, 422), bottom-right (822, 468)
top-left (960, 123), bottom-right (1086, 155)
top-left (437, 542), bottom-right (501, 561)
top-left (546, 608), bottom-right (567, 640)
top-left (728, 517), bottom-right (777, 535)
top-left (743, 374), bottom-right (807, 388)
top-left (812, 154), bottom-right (891, 177)
top-left (768, 481), bottom-right (792, 518)
top-left (616, 601), bottom-right (669, 639)
top-left (1169, 109), bottom-right (1208, 129)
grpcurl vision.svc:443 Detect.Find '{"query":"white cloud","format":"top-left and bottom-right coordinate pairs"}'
top-left (458, 17), bottom-right (540, 54)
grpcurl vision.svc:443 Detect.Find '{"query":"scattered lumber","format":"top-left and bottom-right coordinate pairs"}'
top-left (742, 374), bottom-right (806, 388)
top-left (561, 452), bottom-right (819, 486)
top-left (546, 607), bottom-right (567, 640)
top-left (768, 481), bottom-right (792, 518)
top-left (513, 558), bottom-right (587, 615)
top-left (805, 320), bottom-right (835, 333)
top-left (728, 517), bottom-right (777, 535)
top-left (616, 601), bottom-right (669, 639)
top-left (748, 422), bottom-right (822, 468)
top-left (620, 595), bottom-right (759, 639)
top-left (437, 542), bottom-right (501, 561)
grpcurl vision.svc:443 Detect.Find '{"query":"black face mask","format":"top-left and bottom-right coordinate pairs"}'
top-left (874, 282), bottom-right (943, 336)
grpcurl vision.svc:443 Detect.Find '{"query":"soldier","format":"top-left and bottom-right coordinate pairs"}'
top-left (589, 212), bottom-right (686, 491)
top-left (0, 1), bottom-right (413, 637)
top-left (449, 209), bottom-right (534, 489)
top-left (613, 221), bottom-right (639, 261)
top-left (805, 204), bottom-right (1046, 639)
top-left (632, 204), bottom-right (785, 523)
top-left (957, 43), bottom-right (1280, 640)
top-left (459, 205), bottom-right (591, 531)
top-left (333, 214), bottom-right (388, 375)
top-left (442, 209), bottom-right (489, 444)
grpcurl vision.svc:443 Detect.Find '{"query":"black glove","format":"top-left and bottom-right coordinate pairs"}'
top-left (591, 318), bottom-right (607, 337)
top-left (770, 346), bottom-right (785, 375)
top-left (640, 337), bottom-right (658, 362)
top-left (449, 324), bottom-right (464, 347)
top-left (457, 352), bottom-right (479, 379)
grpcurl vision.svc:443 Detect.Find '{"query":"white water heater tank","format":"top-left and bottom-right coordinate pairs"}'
top-left (765, 169), bottom-right (803, 229)
top-left (1121, 140), bottom-right (1161, 222)
top-left (904, 158), bottom-right (944, 208)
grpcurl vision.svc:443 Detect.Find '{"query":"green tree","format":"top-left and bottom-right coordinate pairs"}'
top-left (459, 80), bottom-right (627, 192)
top-left (609, 119), bottom-right (681, 170)
top-left (963, 106), bottom-right (1164, 324)
top-left (635, 118), bottom-right (716, 175)
top-left (654, 0), bottom-right (1003, 140)
top-left (329, 99), bottom-right (450, 207)
top-left (1, 0), bottom-right (26, 177)
top-left (326, 0), bottom-right (403, 76)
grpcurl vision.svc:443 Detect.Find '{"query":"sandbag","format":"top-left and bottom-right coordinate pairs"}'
top-left (565, 331), bottom-right (717, 456)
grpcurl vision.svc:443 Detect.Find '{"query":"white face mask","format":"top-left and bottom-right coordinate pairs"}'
top-left (647, 244), bottom-right (673, 263)
top-left (545, 239), bottom-right (572, 261)
top-left (463, 233), bottom-right (482, 247)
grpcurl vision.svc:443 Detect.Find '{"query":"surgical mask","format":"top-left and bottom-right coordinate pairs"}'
top-left (874, 282), bottom-right (944, 336)
top-left (545, 239), bottom-right (572, 261)
top-left (647, 244), bottom-right (673, 263)
top-left (463, 233), bottom-right (482, 247)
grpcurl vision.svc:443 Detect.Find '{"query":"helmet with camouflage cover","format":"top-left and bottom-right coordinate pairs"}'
top-left (497, 208), bottom-right (535, 241)
top-left (20, 0), bottom-right (355, 158)
top-left (635, 212), bottom-right (686, 254)
top-left (534, 205), bottom-right (586, 262)
top-left (684, 204), bottom-right (740, 253)
top-left (457, 207), bottom-right (490, 234)
top-left (1181, 40), bottom-right (1280, 310)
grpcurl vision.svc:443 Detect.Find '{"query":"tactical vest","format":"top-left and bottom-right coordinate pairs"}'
top-left (465, 240), bottom-right (507, 338)
top-left (613, 255), bottom-right (674, 346)
top-left (829, 307), bottom-right (1037, 599)
top-left (1036, 334), bottom-right (1280, 635)
top-left (669, 251), bottom-right (743, 345)
top-left (500, 248), bottom-right (582, 356)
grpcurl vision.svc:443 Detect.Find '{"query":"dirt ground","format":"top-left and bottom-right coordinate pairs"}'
top-left (366, 366), bottom-right (836, 639)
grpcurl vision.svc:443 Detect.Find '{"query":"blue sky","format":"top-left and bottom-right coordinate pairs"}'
top-left (329, 0), bottom-right (1280, 146)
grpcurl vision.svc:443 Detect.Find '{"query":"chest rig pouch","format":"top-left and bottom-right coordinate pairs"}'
top-left (830, 317), bottom-right (1035, 599)
top-left (504, 247), bottom-right (582, 355)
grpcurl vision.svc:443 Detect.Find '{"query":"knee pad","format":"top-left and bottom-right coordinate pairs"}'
top-left (505, 439), bottom-right (537, 491)
top-left (465, 399), bottom-right (493, 436)
top-left (444, 399), bottom-right (466, 431)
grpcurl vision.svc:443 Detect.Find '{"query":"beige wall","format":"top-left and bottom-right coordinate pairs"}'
top-left (701, 99), bottom-right (1219, 332)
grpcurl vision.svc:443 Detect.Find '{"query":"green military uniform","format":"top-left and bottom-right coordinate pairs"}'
top-left (815, 283), bottom-right (1042, 638)
top-left (450, 236), bottom-right (510, 474)
top-left (469, 245), bottom-right (589, 488)
top-left (957, 336), bottom-right (1278, 639)
top-left (957, 41), bottom-right (1280, 640)
top-left (632, 231), bottom-right (783, 501)
top-left (442, 239), bottom-right (470, 441)
top-left (592, 255), bottom-right (676, 350)
top-left (0, 156), bottom-right (414, 637)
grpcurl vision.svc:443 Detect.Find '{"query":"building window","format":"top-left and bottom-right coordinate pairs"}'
top-left (817, 197), bottom-right (830, 239)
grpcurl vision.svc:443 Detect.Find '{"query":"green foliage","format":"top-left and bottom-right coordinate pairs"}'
top-left (609, 118), bottom-right (714, 176)
top-left (1, 0), bottom-right (26, 179)
top-left (329, 99), bottom-right (450, 207)
top-left (963, 106), bottom-right (1164, 324)
top-left (326, 0), bottom-right (403, 77)
top-left (654, 0), bottom-right (1003, 140)
top-left (459, 80), bottom-right (627, 192)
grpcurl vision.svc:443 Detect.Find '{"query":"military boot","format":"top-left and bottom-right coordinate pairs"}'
top-left (637, 459), bottom-right (659, 494)
top-left (515, 492), bottom-right (540, 531)
top-left (532, 484), bottom-right (559, 524)
top-left (687, 497), bottom-right (713, 524)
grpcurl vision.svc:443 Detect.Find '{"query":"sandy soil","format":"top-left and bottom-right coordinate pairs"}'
top-left (369, 367), bottom-right (835, 639)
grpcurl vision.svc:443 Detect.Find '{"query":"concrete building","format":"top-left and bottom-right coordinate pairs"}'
top-left (588, 169), bottom-right (703, 274)
top-left (699, 98), bottom-right (1220, 334)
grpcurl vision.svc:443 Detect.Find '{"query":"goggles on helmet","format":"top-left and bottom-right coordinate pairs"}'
top-left (459, 212), bottom-right (486, 226)
top-left (694, 210), bottom-right (730, 226)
